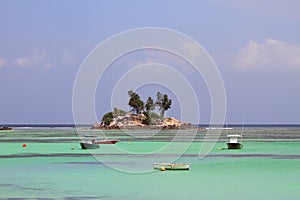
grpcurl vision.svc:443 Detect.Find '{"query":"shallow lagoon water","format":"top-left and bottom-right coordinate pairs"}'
top-left (0, 127), bottom-right (300, 199)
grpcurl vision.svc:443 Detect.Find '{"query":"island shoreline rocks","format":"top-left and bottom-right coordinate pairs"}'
top-left (92, 113), bottom-right (194, 130)
top-left (93, 90), bottom-right (201, 130)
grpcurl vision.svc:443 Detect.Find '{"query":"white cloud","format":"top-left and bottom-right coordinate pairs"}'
top-left (61, 50), bottom-right (77, 66)
top-left (233, 38), bottom-right (300, 70)
top-left (13, 50), bottom-right (52, 69)
top-left (0, 58), bottom-right (6, 68)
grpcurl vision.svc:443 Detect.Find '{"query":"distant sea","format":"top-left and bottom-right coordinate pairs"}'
top-left (2, 123), bottom-right (300, 130)
top-left (3, 123), bottom-right (300, 127)
top-left (0, 125), bottom-right (300, 199)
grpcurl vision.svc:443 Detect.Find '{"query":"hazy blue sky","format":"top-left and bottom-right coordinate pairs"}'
top-left (1, 0), bottom-right (300, 124)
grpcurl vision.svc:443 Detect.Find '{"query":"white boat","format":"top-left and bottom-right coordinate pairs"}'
top-left (226, 134), bottom-right (243, 149)
top-left (153, 163), bottom-right (191, 170)
top-left (80, 139), bottom-right (99, 149)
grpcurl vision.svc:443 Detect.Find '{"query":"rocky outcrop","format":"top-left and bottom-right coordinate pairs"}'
top-left (92, 113), bottom-right (192, 130)
top-left (161, 117), bottom-right (192, 129)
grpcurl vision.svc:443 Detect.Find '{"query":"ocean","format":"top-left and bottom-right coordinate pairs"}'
top-left (0, 125), bottom-right (299, 199)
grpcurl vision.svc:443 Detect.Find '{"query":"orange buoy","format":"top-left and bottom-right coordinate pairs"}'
top-left (22, 143), bottom-right (27, 148)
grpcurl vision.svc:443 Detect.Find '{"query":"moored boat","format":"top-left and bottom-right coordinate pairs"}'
top-left (95, 139), bottom-right (119, 144)
top-left (0, 127), bottom-right (12, 130)
top-left (153, 163), bottom-right (191, 170)
top-left (80, 140), bottom-right (99, 149)
top-left (226, 134), bottom-right (243, 149)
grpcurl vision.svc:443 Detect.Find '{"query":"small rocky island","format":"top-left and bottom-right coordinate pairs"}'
top-left (93, 90), bottom-right (192, 130)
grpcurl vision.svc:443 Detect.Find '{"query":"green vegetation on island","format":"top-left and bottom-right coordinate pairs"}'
top-left (93, 90), bottom-right (191, 129)
top-left (127, 90), bottom-right (172, 125)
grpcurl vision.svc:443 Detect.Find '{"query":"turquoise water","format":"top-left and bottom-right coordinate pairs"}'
top-left (0, 128), bottom-right (300, 199)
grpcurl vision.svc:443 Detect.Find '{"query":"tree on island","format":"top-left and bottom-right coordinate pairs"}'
top-left (100, 90), bottom-right (172, 126)
top-left (156, 91), bottom-right (172, 118)
top-left (101, 108), bottom-right (127, 126)
top-left (101, 112), bottom-right (114, 125)
top-left (142, 96), bottom-right (155, 125)
top-left (145, 96), bottom-right (155, 113)
top-left (113, 107), bottom-right (127, 116)
top-left (128, 90), bottom-right (144, 114)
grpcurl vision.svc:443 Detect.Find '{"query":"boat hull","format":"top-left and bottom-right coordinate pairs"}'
top-left (96, 140), bottom-right (118, 144)
top-left (227, 143), bottom-right (243, 149)
top-left (153, 163), bottom-right (190, 170)
top-left (80, 142), bottom-right (99, 149)
top-left (0, 127), bottom-right (12, 130)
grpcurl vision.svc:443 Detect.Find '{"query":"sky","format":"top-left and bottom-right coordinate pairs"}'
top-left (1, 0), bottom-right (300, 124)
